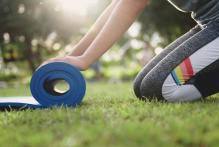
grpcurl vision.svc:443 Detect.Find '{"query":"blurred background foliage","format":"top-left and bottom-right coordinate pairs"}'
top-left (0, 0), bottom-right (196, 86)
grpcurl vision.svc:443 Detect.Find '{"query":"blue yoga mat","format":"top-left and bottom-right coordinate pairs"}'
top-left (0, 62), bottom-right (86, 109)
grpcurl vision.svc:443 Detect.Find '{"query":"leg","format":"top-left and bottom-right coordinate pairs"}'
top-left (140, 20), bottom-right (219, 101)
top-left (162, 38), bottom-right (219, 101)
top-left (133, 25), bottom-right (201, 98)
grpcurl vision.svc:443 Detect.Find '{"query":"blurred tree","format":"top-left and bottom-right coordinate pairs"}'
top-left (0, 0), bottom-right (198, 80)
top-left (138, 0), bottom-right (196, 46)
top-left (0, 0), bottom-right (85, 72)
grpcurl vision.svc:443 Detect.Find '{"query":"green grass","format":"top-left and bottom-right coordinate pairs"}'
top-left (0, 82), bottom-right (219, 147)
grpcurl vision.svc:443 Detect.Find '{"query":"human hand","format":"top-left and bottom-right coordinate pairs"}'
top-left (41, 56), bottom-right (89, 70)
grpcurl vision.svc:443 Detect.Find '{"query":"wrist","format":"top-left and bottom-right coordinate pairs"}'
top-left (78, 55), bottom-right (91, 70)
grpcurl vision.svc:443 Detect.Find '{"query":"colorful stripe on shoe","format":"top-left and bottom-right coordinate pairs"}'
top-left (171, 58), bottom-right (195, 85)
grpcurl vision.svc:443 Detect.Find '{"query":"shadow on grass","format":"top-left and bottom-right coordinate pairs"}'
top-left (124, 96), bottom-right (219, 106)
top-left (0, 96), bottom-right (218, 112)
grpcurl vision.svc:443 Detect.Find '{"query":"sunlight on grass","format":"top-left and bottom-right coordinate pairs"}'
top-left (0, 82), bottom-right (219, 146)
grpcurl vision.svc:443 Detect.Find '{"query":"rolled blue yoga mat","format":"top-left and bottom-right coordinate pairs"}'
top-left (0, 62), bottom-right (86, 109)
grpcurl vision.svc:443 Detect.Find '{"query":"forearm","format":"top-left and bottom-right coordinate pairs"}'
top-left (70, 0), bottom-right (119, 56)
top-left (81, 0), bottom-right (148, 67)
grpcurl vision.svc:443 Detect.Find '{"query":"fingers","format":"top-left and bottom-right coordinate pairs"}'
top-left (39, 58), bottom-right (64, 69)
top-left (39, 56), bottom-right (89, 71)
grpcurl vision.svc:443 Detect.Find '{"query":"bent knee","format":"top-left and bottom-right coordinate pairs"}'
top-left (133, 70), bottom-right (148, 98)
top-left (133, 77), bottom-right (142, 98)
top-left (139, 77), bottom-right (164, 100)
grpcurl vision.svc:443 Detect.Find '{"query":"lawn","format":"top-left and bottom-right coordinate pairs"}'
top-left (0, 82), bottom-right (219, 147)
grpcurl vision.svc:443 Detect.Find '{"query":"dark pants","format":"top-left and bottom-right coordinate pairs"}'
top-left (133, 20), bottom-right (219, 101)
